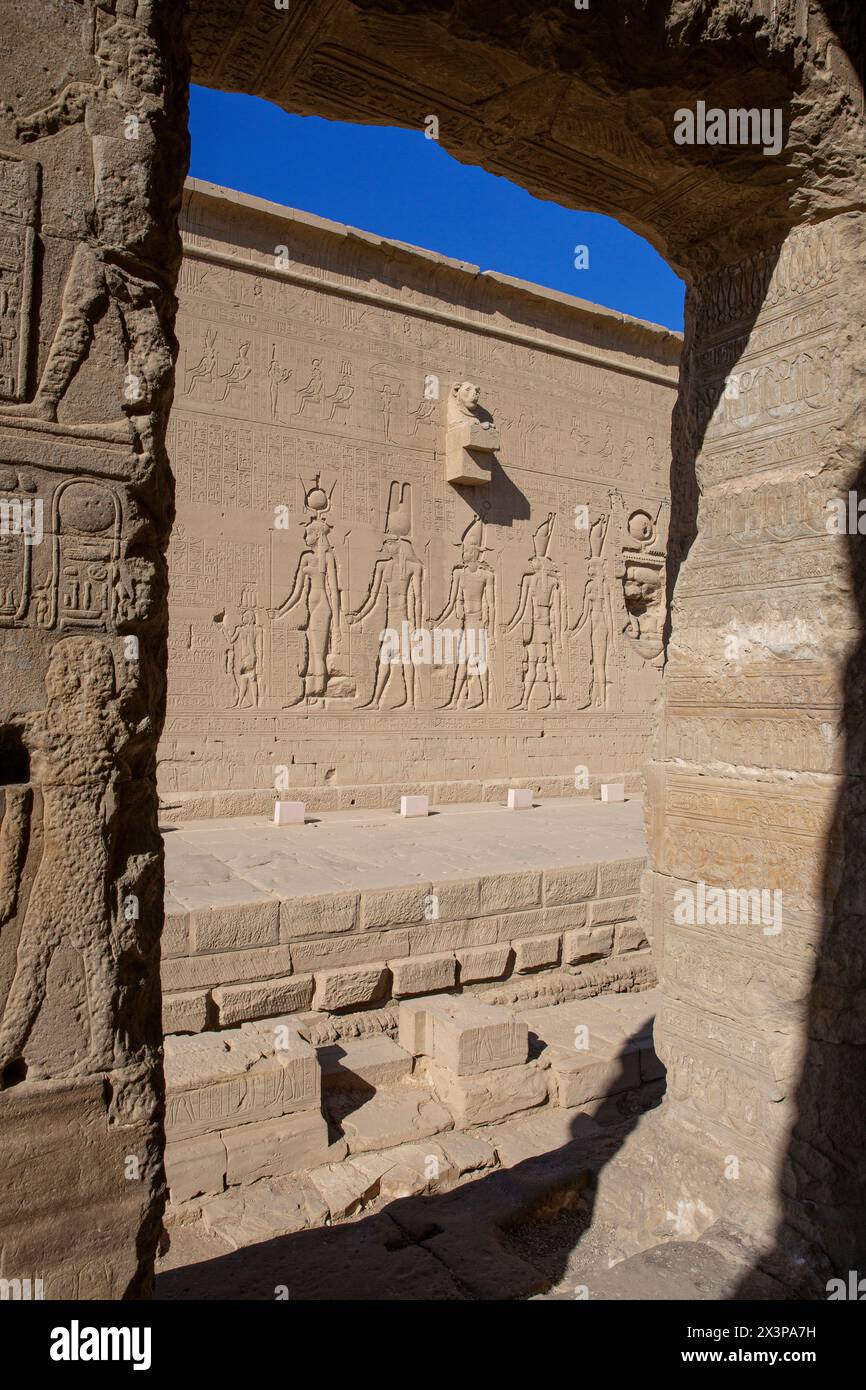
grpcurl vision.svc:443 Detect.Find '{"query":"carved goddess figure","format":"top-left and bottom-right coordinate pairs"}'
top-left (0, 638), bottom-right (145, 1085)
top-left (270, 513), bottom-right (343, 703)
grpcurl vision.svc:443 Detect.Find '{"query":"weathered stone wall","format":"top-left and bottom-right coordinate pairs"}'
top-left (158, 182), bottom-right (679, 813)
top-left (0, 0), bottom-right (188, 1298)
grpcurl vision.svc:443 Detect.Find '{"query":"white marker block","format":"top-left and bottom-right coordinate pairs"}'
top-left (400, 795), bottom-right (429, 818)
top-left (274, 800), bottom-right (305, 825)
top-left (507, 788), bottom-right (534, 810)
top-left (600, 782), bottom-right (625, 803)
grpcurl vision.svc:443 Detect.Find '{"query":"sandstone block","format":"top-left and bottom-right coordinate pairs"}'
top-left (479, 870), bottom-right (542, 914)
top-left (212, 974), bottom-right (314, 1027)
top-left (280, 891), bottom-right (359, 940)
top-left (313, 963), bottom-right (390, 1011)
top-left (164, 1030), bottom-right (286, 1140)
top-left (213, 790), bottom-right (271, 818)
top-left (495, 906), bottom-right (547, 940)
top-left (375, 1142), bottom-right (459, 1200)
top-left (398, 998), bottom-right (433, 1057)
top-left (162, 906), bottom-right (189, 958)
top-left (292, 930), bottom-right (408, 973)
top-left (337, 784), bottom-right (383, 810)
top-left (544, 903), bottom-right (589, 933)
top-left (200, 1180), bottom-right (329, 1249)
top-left (401, 995), bottom-right (528, 1075)
top-left (427, 1058), bottom-right (549, 1126)
top-left (162, 944), bottom-right (294, 992)
top-left (457, 943), bottom-right (512, 983)
top-left (391, 952), bottom-right (457, 998)
top-left (562, 924), bottom-right (615, 965)
top-left (400, 794), bottom-right (429, 817)
top-left (600, 782), bottom-right (625, 802)
top-left (274, 799), bottom-right (305, 824)
top-left (436, 1130), bottom-right (498, 1176)
top-left (165, 1133), bottom-right (226, 1205)
top-left (514, 933), bottom-right (561, 973)
top-left (162, 990), bottom-right (209, 1035)
top-left (615, 920), bottom-right (650, 952)
top-left (597, 858), bottom-right (645, 897)
top-left (318, 1034), bottom-right (413, 1091)
top-left (361, 884), bottom-right (431, 930)
top-left (410, 916), bottom-right (499, 955)
top-left (431, 877), bottom-right (482, 921)
top-left (543, 864), bottom-right (599, 906)
top-left (241, 1018), bottom-right (320, 1113)
top-left (548, 1047), bottom-right (641, 1108)
top-left (332, 1083), bottom-right (452, 1155)
top-left (189, 898), bottom-right (280, 954)
top-left (589, 895), bottom-right (641, 926)
top-left (222, 1109), bottom-right (333, 1185)
top-left (307, 1159), bottom-right (382, 1220)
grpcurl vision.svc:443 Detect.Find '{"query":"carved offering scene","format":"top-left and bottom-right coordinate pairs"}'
top-left (160, 182), bottom-right (678, 811)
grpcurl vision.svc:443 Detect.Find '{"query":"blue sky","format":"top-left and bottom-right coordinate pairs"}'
top-left (189, 86), bottom-right (684, 332)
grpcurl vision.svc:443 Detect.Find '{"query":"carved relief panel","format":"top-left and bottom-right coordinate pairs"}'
top-left (160, 185), bottom-right (678, 796)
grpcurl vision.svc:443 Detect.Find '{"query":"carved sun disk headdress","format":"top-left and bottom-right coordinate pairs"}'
top-left (303, 473), bottom-right (336, 515)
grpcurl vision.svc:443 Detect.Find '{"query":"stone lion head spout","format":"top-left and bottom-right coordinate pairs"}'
top-left (451, 380), bottom-right (482, 416)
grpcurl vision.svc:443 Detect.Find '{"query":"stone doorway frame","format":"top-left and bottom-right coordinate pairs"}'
top-left (0, 0), bottom-right (862, 1297)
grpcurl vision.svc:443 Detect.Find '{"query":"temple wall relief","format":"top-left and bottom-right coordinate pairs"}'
top-left (159, 183), bottom-right (679, 807)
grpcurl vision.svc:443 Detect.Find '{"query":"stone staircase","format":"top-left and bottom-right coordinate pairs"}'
top-left (163, 986), bottom-right (664, 1255)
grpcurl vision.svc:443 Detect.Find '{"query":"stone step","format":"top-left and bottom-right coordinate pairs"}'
top-left (324, 1080), bottom-right (454, 1155)
top-left (399, 995), bottom-right (528, 1075)
top-left (317, 1033), bottom-right (413, 1091)
top-left (517, 991), bottom-right (662, 1110)
top-left (164, 989), bottom-right (662, 1215)
top-left (164, 1015), bottom-right (334, 1205)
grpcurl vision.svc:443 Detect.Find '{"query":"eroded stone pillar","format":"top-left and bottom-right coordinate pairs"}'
top-left (650, 211), bottom-right (866, 1281)
top-left (0, 0), bottom-right (187, 1298)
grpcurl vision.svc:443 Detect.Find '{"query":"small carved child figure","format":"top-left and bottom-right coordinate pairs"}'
top-left (0, 637), bottom-right (143, 1086)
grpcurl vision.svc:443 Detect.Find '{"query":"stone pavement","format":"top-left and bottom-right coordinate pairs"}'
top-left (163, 796), bottom-right (647, 909)
top-left (160, 796), bottom-right (650, 1035)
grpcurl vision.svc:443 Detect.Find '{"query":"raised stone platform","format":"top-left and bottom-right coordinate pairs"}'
top-left (162, 796), bottom-right (649, 1035)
